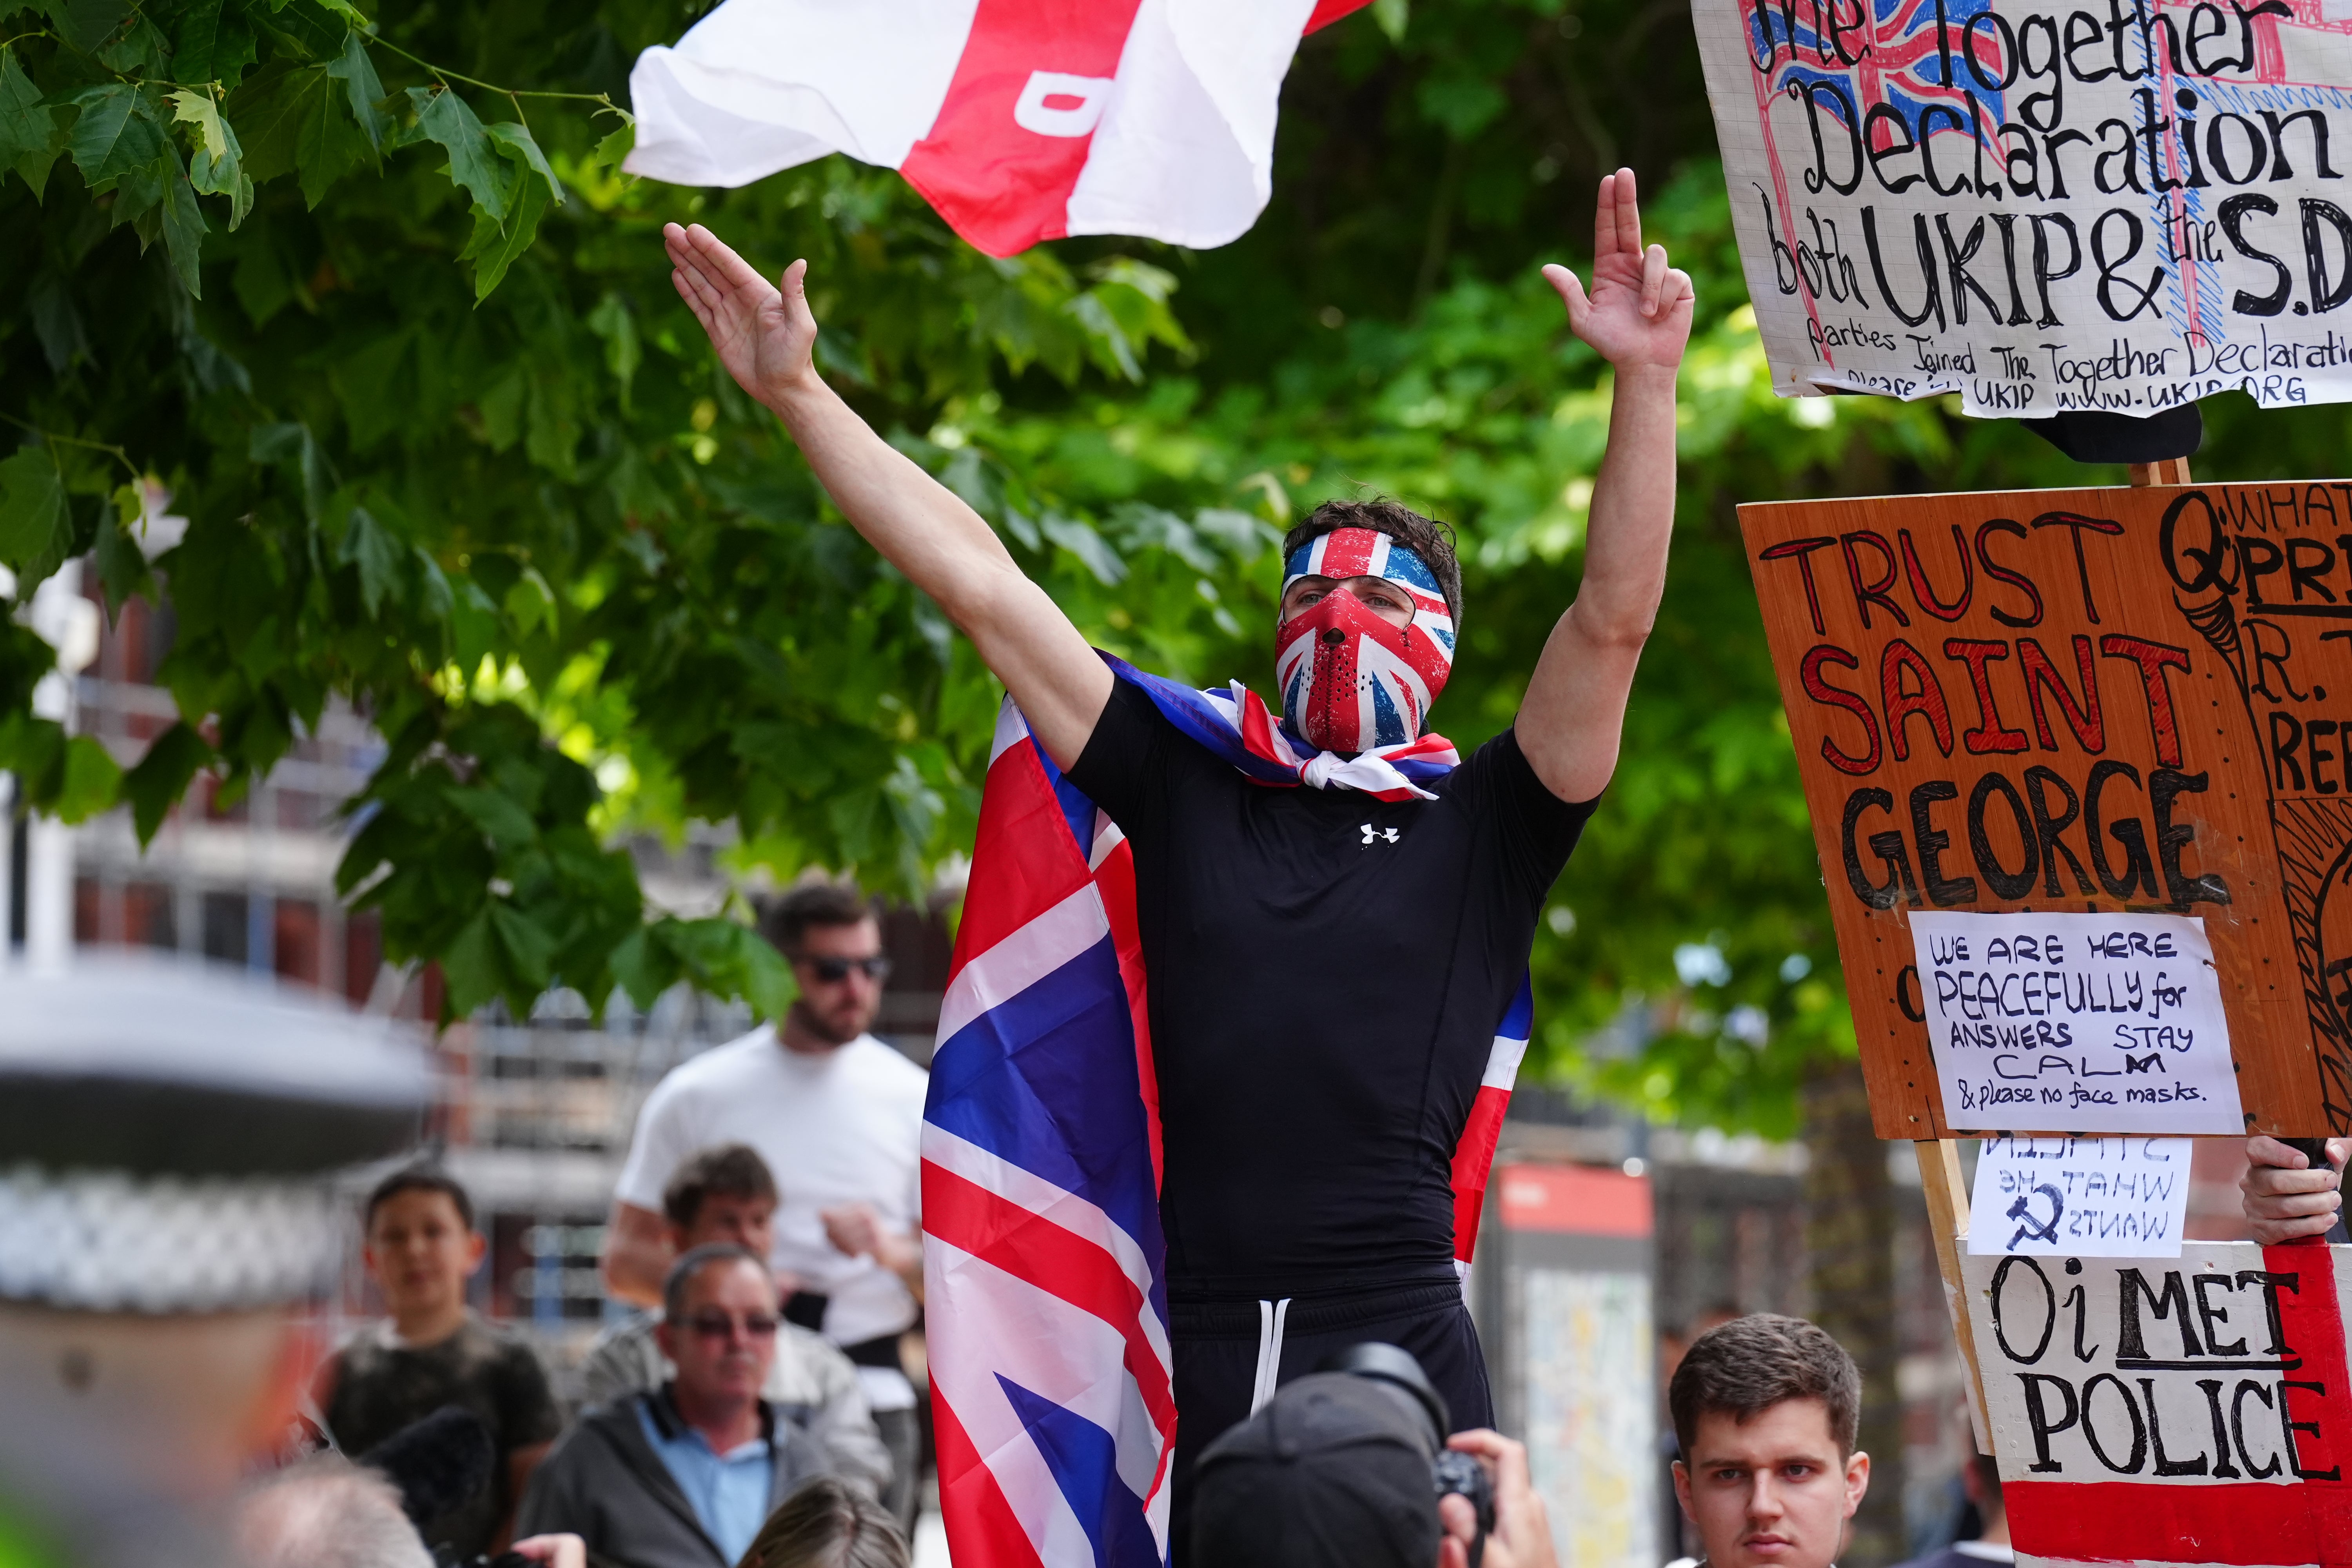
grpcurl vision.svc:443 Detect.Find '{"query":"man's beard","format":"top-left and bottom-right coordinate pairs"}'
top-left (788, 997), bottom-right (865, 1045)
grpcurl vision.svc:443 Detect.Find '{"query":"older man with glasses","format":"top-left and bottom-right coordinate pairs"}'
top-left (521, 1247), bottom-right (839, 1568)
top-left (603, 883), bottom-right (931, 1529)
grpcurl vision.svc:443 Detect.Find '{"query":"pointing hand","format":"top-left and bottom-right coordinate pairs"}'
top-left (1542, 169), bottom-right (1695, 374)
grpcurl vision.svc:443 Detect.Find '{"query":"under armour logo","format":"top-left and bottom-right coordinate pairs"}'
top-left (1360, 824), bottom-right (1399, 845)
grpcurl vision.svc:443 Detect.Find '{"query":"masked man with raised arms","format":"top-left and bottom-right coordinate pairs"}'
top-left (663, 171), bottom-right (1693, 1520)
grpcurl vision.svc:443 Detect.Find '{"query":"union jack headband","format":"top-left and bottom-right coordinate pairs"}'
top-left (1281, 526), bottom-right (1457, 664)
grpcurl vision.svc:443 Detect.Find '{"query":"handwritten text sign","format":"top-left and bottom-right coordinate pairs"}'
top-left (1742, 486), bottom-right (2352, 1139)
top-left (1966, 1241), bottom-right (2352, 1566)
top-left (1691, 0), bottom-right (2352, 416)
top-left (1968, 1134), bottom-right (2195, 1256)
top-left (1915, 913), bottom-right (2243, 1133)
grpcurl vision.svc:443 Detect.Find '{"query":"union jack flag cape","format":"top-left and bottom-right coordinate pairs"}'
top-left (920, 656), bottom-right (1533, 1566)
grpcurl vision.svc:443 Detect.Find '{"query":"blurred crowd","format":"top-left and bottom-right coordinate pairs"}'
top-left (303, 881), bottom-right (926, 1568)
top-left (2, 874), bottom-right (2343, 1568)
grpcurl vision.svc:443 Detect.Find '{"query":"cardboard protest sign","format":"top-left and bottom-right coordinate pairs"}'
top-left (1965, 1240), bottom-right (2352, 1566)
top-left (1968, 1134), bottom-right (2194, 1256)
top-left (1691, 0), bottom-right (2352, 416)
top-left (1911, 911), bottom-right (2244, 1131)
top-left (1742, 483), bottom-right (2352, 1138)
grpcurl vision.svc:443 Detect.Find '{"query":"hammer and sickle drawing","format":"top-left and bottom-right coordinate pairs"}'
top-left (2006, 1183), bottom-right (2064, 1249)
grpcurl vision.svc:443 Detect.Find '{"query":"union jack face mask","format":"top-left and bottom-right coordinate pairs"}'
top-left (1275, 527), bottom-right (1457, 753)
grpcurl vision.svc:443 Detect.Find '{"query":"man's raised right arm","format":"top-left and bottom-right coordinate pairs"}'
top-left (665, 221), bottom-right (1111, 769)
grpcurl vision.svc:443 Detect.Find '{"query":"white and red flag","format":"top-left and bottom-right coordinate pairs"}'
top-left (626, 0), bottom-right (1372, 256)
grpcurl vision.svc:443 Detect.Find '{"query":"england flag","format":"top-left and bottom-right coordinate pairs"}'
top-left (626, 0), bottom-right (1374, 256)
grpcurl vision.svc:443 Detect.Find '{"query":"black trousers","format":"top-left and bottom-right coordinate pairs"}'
top-left (1165, 1279), bottom-right (1490, 1565)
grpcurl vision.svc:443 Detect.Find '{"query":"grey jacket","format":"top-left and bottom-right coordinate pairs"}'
top-left (515, 1391), bottom-right (830, 1568)
top-left (577, 1312), bottom-right (890, 1499)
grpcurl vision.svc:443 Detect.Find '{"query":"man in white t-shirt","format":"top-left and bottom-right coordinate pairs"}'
top-left (603, 882), bottom-right (930, 1527)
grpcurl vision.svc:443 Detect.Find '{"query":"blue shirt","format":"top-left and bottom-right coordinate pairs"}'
top-left (634, 1396), bottom-right (772, 1564)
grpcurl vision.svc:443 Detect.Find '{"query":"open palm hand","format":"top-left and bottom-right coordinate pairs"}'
top-left (1542, 169), bottom-right (1693, 372)
top-left (664, 221), bottom-right (819, 408)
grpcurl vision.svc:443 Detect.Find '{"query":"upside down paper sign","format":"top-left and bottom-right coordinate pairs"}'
top-left (1690, 0), bottom-right (2352, 416)
top-left (1968, 1134), bottom-right (2193, 1258)
top-left (628, 0), bottom-right (1372, 257)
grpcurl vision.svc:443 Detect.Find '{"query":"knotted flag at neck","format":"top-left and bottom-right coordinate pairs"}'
top-left (1105, 653), bottom-right (1459, 801)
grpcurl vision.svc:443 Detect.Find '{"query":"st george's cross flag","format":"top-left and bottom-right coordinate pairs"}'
top-left (625, 0), bottom-right (1376, 257)
top-left (920, 657), bottom-right (1532, 1566)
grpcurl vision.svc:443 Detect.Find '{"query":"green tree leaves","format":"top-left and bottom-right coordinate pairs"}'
top-left (172, 86), bottom-right (250, 229)
top-left (69, 85), bottom-right (165, 187)
top-left (459, 122), bottom-right (563, 300)
top-left (585, 293), bottom-right (641, 410)
top-left (160, 145), bottom-right (206, 294)
top-left (0, 49), bottom-right (64, 192)
top-left (326, 30), bottom-right (387, 152)
top-left (120, 722), bottom-right (214, 842)
top-left (0, 449), bottom-right (71, 584)
top-left (46, 0), bottom-right (135, 56)
top-left (328, 492), bottom-right (407, 618)
top-left (171, 0), bottom-right (258, 89)
top-left (409, 86), bottom-right (505, 219)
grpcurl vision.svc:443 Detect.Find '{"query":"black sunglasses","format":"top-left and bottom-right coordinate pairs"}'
top-left (807, 955), bottom-right (892, 983)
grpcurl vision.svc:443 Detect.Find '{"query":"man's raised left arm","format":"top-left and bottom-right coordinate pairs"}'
top-left (1515, 168), bottom-right (1694, 804)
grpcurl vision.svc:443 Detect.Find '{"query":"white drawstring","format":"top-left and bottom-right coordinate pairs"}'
top-left (1249, 1297), bottom-right (1293, 1414)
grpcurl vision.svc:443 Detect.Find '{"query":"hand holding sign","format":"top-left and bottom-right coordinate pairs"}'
top-left (2242, 1134), bottom-right (2351, 1245)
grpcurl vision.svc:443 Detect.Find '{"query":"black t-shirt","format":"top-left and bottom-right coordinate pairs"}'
top-left (319, 1313), bottom-right (563, 1558)
top-left (1068, 680), bottom-right (1597, 1300)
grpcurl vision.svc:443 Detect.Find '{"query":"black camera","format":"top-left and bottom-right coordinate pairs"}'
top-left (1317, 1342), bottom-right (1495, 1566)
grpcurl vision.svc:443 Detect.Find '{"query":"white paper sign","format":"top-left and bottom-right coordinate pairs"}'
top-left (1968, 1133), bottom-right (2192, 1257)
top-left (1909, 911), bottom-right (2244, 1134)
top-left (1964, 1240), bottom-right (2352, 1566)
top-left (1690, 0), bottom-right (2352, 417)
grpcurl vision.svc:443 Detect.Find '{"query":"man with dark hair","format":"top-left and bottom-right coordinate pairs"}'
top-left (663, 168), bottom-right (1692, 1519)
top-left (1283, 499), bottom-right (1464, 622)
top-left (665, 1142), bottom-right (784, 1226)
top-left (522, 1247), bottom-right (836, 1568)
top-left (1659, 1302), bottom-right (1744, 1561)
top-left (604, 884), bottom-right (928, 1526)
top-left (1669, 1314), bottom-right (1869, 1568)
top-left (320, 1166), bottom-right (561, 1560)
top-left (757, 881), bottom-right (875, 958)
top-left (581, 1144), bottom-right (890, 1495)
